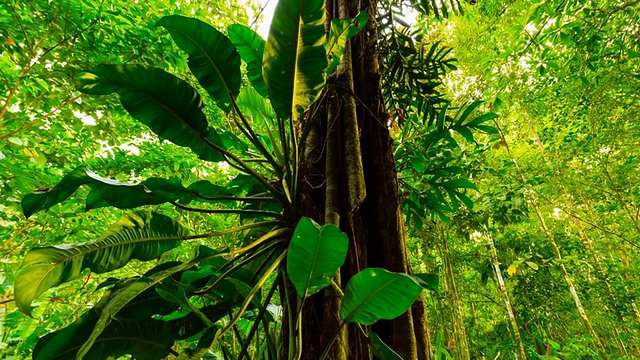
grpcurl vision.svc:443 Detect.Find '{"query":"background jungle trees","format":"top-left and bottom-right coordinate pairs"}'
top-left (2, 0), bottom-right (639, 359)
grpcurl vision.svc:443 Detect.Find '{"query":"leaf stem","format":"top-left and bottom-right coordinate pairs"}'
top-left (170, 200), bottom-right (283, 218)
top-left (215, 252), bottom-right (287, 342)
top-left (183, 221), bottom-right (281, 240)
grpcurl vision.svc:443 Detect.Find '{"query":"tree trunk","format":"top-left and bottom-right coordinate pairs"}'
top-left (281, 0), bottom-right (431, 358)
top-left (440, 226), bottom-right (471, 360)
top-left (493, 119), bottom-right (608, 359)
top-left (486, 230), bottom-right (527, 360)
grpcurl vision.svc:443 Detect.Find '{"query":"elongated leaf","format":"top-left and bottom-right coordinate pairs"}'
top-left (33, 310), bottom-right (174, 360)
top-left (440, 178), bottom-right (479, 191)
top-left (176, 326), bottom-right (219, 360)
top-left (76, 246), bottom-right (226, 359)
top-left (228, 24), bottom-right (268, 97)
top-left (467, 112), bottom-right (499, 126)
top-left (263, 0), bottom-right (327, 120)
top-left (77, 64), bottom-right (224, 161)
top-left (455, 100), bottom-right (483, 126)
top-left (369, 331), bottom-right (403, 360)
top-left (21, 167), bottom-right (231, 217)
top-left (326, 11), bottom-right (368, 76)
top-left (236, 86), bottom-right (277, 121)
top-left (156, 15), bottom-right (241, 110)
top-left (412, 273), bottom-right (439, 292)
top-left (14, 211), bottom-right (188, 316)
top-left (340, 268), bottom-right (423, 325)
top-left (287, 217), bottom-right (348, 298)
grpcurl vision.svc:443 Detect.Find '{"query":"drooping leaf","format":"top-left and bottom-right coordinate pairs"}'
top-left (176, 326), bottom-right (219, 360)
top-left (76, 246), bottom-right (227, 359)
top-left (14, 211), bottom-right (188, 316)
top-left (77, 64), bottom-right (224, 162)
top-left (411, 273), bottom-right (439, 292)
top-left (157, 281), bottom-right (219, 328)
top-left (326, 11), bottom-right (369, 76)
top-left (156, 15), bottom-right (241, 110)
top-left (263, 0), bottom-right (327, 120)
top-left (287, 217), bottom-right (348, 298)
top-left (440, 178), bottom-right (479, 192)
top-left (21, 167), bottom-right (233, 217)
top-left (369, 331), bottom-right (404, 360)
top-left (454, 100), bottom-right (484, 126)
top-left (33, 310), bottom-right (174, 360)
top-left (236, 86), bottom-right (277, 122)
top-left (116, 279), bottom-right (181, 319)
top-left (340, 268), bottom-right (423, 325)
top-left (228, 24), bottom-right (268, 97)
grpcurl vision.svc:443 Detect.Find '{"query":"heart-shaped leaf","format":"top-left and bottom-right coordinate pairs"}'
top-left (340, 268), bottom-right (423, 325)
top-left (287, 217), bottom-right (348, 298)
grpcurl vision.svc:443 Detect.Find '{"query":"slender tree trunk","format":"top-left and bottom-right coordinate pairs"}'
top-left (493, 119), bottom-right (607, 358)
top-left (526, 117), bottom-right (639, 356)
top-left (440, 226), bottom-right (470, 360)
top-left (486, 230), bottom-right (527, 359)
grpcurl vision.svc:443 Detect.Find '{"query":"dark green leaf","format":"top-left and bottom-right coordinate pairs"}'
top-left (263, 0), bottom-right (327, 119)
top-left (440, 178), bottom-right (479, 192)
top-left (14, 211), bottom-right (188, 316)
top-left (287, 217), bottom-right (348, 297)
top-left (369, 331), bottom-right (403, 360)
top-left (411, 273), bottom-right (439, 292)
top-left (156, 15), bottom-right (241, 110)
top-left (33, 310), bottom-right (174, 360)
top-left (228, 24), bottom-right (268, 97)
top-left (340, 268), bottom-right (423, 325)
top-left (21, 167), bottom-right (232, 217)
top-left (77, 64), bottom-right (225, 161)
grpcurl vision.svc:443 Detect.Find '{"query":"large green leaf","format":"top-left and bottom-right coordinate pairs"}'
top-left (412, 273), bottom-right (439, 292)
top-left (325, 11), bottom-right (369, 76)
top-left (77, 64), bottom-right (224, 162)
top-left (21, 167), bottom-right (231, 218)
top-left (156, 15), bottom-right (241, 110)
top-left (340, 268), bottom-right (423, 325)
top-left (33, 310), bottom-right (174, 360)
top-left (263, 0), bottom-right (327, 120)
top-left (287, 217), bottom-right (348, 298)
top-left (228, 24), bottom-right (268, 97)
top-left (369, 331), bottom-right (403, 360)
top-left (76, 246), bottom-right (226, 359)
top-left (107, 278), bottom-right (181, 319)
top-left (14, 211), bottom-right (188, 316)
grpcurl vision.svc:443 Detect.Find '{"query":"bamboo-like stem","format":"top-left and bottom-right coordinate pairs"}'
top-left (440, 225), bottom-right (471, 360)
top-left (486, 229), bottom-right (527, 359)
top-left (493, 118), bottom-right (608, 357)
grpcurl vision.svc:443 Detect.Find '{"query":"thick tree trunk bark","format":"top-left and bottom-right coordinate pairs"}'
top-left (280, 0), bottom-right (431, 358)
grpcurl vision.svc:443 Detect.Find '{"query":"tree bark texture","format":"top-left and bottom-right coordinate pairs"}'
top-left (279, 0), bottom-right (431, 358)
